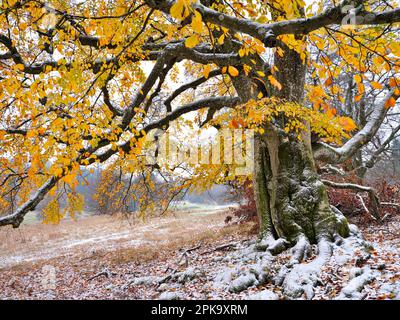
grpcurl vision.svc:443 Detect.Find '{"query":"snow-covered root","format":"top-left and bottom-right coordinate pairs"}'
top-left (212, 240), bottom-right (275, 293)
top-left (281, 238), bottom-right (331, 299)
top-left (212, 224), bottom-right (377, 300)
top-left (279, 225), bottom-right (376, 299)
top-left (255, 233), bottom-right (289, 255)
top-left (336, 267), bottom-right (376, 300)
top-left (288, 235), bottom-right (311, 266)
top-left (211, 236), bottom-right (327, 298)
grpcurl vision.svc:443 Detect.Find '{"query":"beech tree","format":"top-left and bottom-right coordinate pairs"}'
top-left (1, 0), bottom-right (400, 271)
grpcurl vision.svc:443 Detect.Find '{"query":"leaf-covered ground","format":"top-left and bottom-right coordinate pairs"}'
top-left (0, 209), bottom-right (399, 300)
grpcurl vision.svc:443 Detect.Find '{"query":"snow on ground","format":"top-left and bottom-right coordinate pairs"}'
top-left (0, 209), bottom-right (399, 300)
top-left (0, 206), bottom-right (230, 269)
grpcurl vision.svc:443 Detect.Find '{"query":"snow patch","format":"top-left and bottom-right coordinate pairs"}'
top-left (247, 289), bottom-right (279, 300)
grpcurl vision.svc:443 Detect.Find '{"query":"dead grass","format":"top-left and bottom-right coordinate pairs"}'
top-left (108, 222), bottom-right (255, 265)
top-left (0, 207), bottom-right (254, 270)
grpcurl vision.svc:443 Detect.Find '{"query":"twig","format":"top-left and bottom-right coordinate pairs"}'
top-left (163, 243), bottom-right (202, 275)
top-left (200, 242), bottom-right (238, 255)
top-left (79, 252), bottom-right (108, 262)
top-left (356, 194), bottom-right (377, 221)
top-left (87, 268), bottom-right (116, 281)
top-left (158, 269), bottom-right (177, 286)
top-left (381, 202), bottom-right (400, 210)
top-left (176, 243), bottom-right (202, 267)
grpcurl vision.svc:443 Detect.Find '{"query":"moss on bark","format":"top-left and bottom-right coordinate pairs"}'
top-left (253, 127), bottom-right (350, 244)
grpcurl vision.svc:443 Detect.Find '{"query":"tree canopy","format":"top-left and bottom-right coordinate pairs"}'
top-left (0, 0), bottom-right (399, 227)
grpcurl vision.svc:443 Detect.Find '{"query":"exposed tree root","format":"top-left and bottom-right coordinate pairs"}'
top-left (116, 224), bottom-right (376, 300)
top-left (288, 235), bottom-right (311, 266)
top-left (337, 267), bottom-right (376, 300)
top-left (282, 238), bottom-right (331, 299)
top-left (255, 234), bottom-right (289, 255)
top-left (210, 224), bottom-right (375, 300)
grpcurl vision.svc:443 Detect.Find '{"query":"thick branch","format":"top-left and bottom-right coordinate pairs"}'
top-left (145, 1), bottom-right (400, 46)
top-left (0, 176), bottom-right (59, 228)
top-left (164, 69), bottom-right (222, 111)
top-left (314, 90), bottom-right (399, 164)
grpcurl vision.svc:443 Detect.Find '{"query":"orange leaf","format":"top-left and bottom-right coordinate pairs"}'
top-left (268, 75), bottom-right (282, 90)
top-left (203, 65), bottom-right (211, 79)
top-left (324, 77), bottom-right (333, 87)
top-left (338, 117), bottom-right (357, 131)
top-left (371, 81), bottom-right (383, 90)
top-left (389, 78), bottom-right (398, 88)
top-left (228, 66), bottom-right (239, 77)
top-left (326, 108), bottom-right (337, 119)
top-left (385, 96), bottom-right (396, 109)
top-left (355, 94), bottom-right (363, 102)
top-left (230, 118), bottom-right (239, 129)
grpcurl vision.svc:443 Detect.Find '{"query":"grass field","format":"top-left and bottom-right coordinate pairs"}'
top-left (0, 204), bottom-right (238, 269)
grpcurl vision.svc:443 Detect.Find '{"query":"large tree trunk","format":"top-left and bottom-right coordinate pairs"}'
top-left (226, 4), bottom-right (350, 247)
top-left (252, 42), bottom-right (349, 245)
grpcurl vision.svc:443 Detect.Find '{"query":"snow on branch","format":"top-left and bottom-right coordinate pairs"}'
top-left (0, 176), bottom-right (59, 228)
top-left (314, 90), bottom-right (399, 164)
top-left (145, 1), bottom-right (400, 47)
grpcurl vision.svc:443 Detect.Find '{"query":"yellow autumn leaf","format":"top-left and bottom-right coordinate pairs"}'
top-left (203, 64), bottom-right (211, 78)
top-left (185, 35), bottom-right (199, 48)
top-left (354, 74), bottom-right (362, 84)
top-left (228, 66), bottom-right (239, 77)
top-left (358, 83), bottom-right (365, 94)
top-left (243, 64), bottom-right (251, 75)
top-left (218, 34), bottom-right (225, 45)
top-left (371, 82), bottom-right (383, 90)
top-left (170, 0), bottom-right (184, 20)
top-left (268, 75), bottom-right (282, 90)
top-left (14, 64), bottom-right (24, 71)
top-left (191, 11), bottom-right (203, 33)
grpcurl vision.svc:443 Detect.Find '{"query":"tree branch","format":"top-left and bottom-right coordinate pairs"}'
top-left (322, 179), bottom-right (381, 221)
top-left (0, 176), bottom-right (59, 228)
top-left (314, 90), bottom-right (399, 164)
top-left (145, 0), bottom-right (400, 47)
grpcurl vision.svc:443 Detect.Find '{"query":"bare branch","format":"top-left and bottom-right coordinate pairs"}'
top-left (322, 179), bottom-right (381, 221)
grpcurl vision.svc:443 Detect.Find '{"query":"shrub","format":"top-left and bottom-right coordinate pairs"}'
top-left (227, 179), bottom-right (258, 232)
